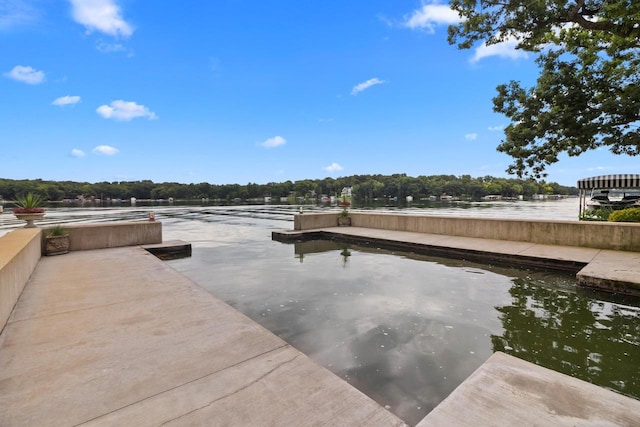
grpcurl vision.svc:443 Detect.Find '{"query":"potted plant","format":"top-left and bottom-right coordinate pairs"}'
top-left (338, 208), bottom-right (351, 226)
top-left (44, 225), bottom-right (70, 256)
top-left (13, 192), bottom-right (46, 228)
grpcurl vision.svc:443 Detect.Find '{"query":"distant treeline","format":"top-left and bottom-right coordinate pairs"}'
top-left (0, 174), bottom-right (577, 202)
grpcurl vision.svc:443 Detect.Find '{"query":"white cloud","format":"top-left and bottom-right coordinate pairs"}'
top-left (4, 65), bottom-right (45, 84)
top-left (488, 125), bottom-right (504, 132)
top-left (323, 162), bottom-right (344, 172)
top-left (260, 136), bottom-right (286, 148)
top-left (96, 100), bottom-right (157, 121)
top-left (471, 37), bottom-right (528, 62)
top-left (0, 0), bottom-right (41, 30)
top-left (71, 148), bottom-right (86, 157)
top-left (52, 95), bottom-right (81, 106)
top-left (92, 145), bottom-right (119, 155)
top-left (69, 0), bottom-right (133, 38)
top-left (404, 3), bottom-right (461, 33)
top-left (351, 78), bottom-right (385, 95)
top-left (465, 133), bottom-right (478, 141)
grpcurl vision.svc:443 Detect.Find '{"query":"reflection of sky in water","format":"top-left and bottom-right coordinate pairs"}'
top-left (166, 214), bottom-right (640, 425)
top-left (167, 215), bottom-right (610, 425)
top-left (176, 245), bottom-right (506, 424)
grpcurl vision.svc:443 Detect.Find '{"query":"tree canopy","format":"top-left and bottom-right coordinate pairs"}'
top-left (0, 174), bottom-right (576, 203)
top-left (448, 0), bottom-right (640, 178)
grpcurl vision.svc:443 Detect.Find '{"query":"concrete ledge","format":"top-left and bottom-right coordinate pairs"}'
top-left (141, 240), bottom-right (192, 259)
top-left (294, 212), bottom-right (640, 252)
top-left (418, 351), bottom-right (640, 426)
top-left (0, 228), bottom-right (41, 332)
top-left (576, 250), bottom-right (640, 296)
top-left (42, 221), bottom-right (162, 252)
top-left (274, 229), bottom-right (589, 273)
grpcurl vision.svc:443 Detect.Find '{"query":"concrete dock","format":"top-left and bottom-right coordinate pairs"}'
top-left (0, 246), bottom-right (405, 426)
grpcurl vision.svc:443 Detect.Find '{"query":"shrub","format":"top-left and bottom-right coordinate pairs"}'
top-left (579, 208), bottom-right (614, 222)
top-left (609, 207), bottom-right (640, 223)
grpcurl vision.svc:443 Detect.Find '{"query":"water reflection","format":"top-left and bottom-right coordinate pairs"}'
top-left (492, 280), bottom-right (640, 397)
top-left (172, 238), bottom-right (518, 424)
top-left (259, 239), bottom-right (639, 424)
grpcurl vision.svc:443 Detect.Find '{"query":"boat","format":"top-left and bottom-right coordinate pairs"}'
top-left (578, 174), bottom-right (640, 215)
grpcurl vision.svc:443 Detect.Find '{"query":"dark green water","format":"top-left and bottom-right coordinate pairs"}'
top-left (492, 279), bottom-right (639, 398)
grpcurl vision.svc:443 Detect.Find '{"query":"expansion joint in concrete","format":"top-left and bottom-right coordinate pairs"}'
top-left (75, 343), bottom-right (291, 426)
top-left (159, 351), bottom-right (301, 426)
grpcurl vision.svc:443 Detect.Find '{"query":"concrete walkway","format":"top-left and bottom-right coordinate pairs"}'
top-left (273, 226), bottom-right (640, 295)
top-left (0, 247), bottom-right (405, 426)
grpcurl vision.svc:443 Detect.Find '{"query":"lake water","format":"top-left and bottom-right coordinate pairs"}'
top-left (1, 198), bottom-right (639, 425)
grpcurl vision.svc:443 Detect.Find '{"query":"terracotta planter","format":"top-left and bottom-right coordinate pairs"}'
top-left (45, 234), bottom-right (70, 256)
top-left (14, 212), bottom-right (45, 228)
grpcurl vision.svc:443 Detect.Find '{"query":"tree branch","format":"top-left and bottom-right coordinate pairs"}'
top-left (568, 0), bottom-right (614, 32)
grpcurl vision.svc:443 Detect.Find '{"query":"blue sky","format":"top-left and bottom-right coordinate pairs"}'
top-left (1, 1), bottom-right (635, 186)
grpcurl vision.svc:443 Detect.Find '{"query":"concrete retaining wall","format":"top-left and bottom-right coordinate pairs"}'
top-left (0, 228), bottom-right (41, 331)
top-left (294, 212), bottom-right (339, 230)
top-left (42, 221), bottom-right (162, 252)
top-left (295, 212), bottom-right (640, 252)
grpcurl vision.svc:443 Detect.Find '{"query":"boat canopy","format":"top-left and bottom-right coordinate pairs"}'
top-left (577, 174), bottom-right (640, 215)
top-left (577, 174), bottom-right (640, 190)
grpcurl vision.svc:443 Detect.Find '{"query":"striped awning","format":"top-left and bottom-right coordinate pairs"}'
top-left (577, 174), bottom-right (640, 190)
